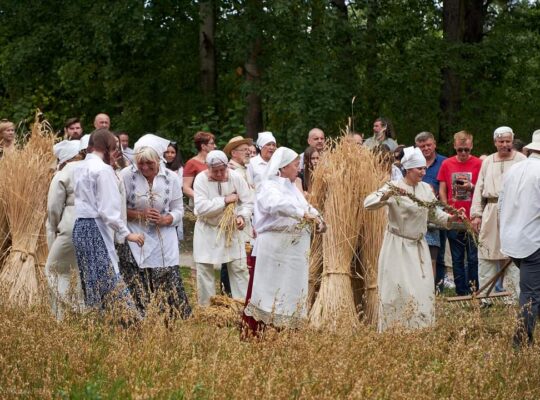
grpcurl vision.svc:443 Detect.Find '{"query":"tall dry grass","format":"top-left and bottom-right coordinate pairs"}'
top-left (0, 110), bottom-right (56, 306)
top-left (1, 291), bottom-right (539, 399)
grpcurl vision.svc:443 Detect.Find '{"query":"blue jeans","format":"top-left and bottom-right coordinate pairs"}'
top-left (447, 230), bottom-right (478, 295)
top-left (435, 230), bottom-right (447, 292)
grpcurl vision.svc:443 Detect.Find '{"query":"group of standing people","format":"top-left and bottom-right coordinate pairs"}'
top-left (9, 110), bottom-right (539, 346)
top-left (367, 124), bottom-right (540, 349)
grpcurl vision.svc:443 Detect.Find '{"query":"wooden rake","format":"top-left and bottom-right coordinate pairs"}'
top-left (446, 259), bottom-right (513, 306)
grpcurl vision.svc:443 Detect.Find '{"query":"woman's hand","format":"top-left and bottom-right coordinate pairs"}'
top-left (145, 208), bottom-right (161, 224)
top-left (316, 219), bottom-right (327, 234)
top-left (471, 216), bottom-right (482, 233)
top-left (236, 216), bottom-right (245, 230)
top-left (224, 193), bottom-right (238, 205)
top-left (448, 207), bottom-right (467, 223)
top-left (127, 233), bottom-right (145, 246)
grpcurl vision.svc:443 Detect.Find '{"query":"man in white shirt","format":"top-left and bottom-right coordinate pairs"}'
top-left (500, 130), bottom-right (540, 347)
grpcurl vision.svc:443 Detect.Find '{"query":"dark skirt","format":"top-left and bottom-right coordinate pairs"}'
top-left (72, 218), bottom-right (135, 311)
top-left (117, 243), bottom-right (192, 319)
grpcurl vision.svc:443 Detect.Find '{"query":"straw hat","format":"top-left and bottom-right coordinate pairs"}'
top-left (525, 130), bottom-right (540, 152)
top-left (223, 136), bottom-right (253, 156)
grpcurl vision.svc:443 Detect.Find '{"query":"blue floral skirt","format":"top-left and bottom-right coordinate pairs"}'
top-left (72, 218), bottom-right (134, 310)
top-left (425, 228), bottom-right (441, 248)
top-left (117, 243), bottom-right (192, 320)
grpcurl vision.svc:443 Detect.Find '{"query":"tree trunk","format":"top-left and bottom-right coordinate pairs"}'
top-left (199, 0), bottom-right (216, 97)
top-left (365, 0), bottom-right (380, 122)
top-left (244, 0), bottom-right (264, 139)
top-left (439, 0), bottom-right (487, 144)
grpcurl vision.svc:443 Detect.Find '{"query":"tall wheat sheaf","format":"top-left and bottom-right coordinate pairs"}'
top-left (0, 111), bottom-right (56, 306)
top-left (308, 136), bottom-right (388, 329)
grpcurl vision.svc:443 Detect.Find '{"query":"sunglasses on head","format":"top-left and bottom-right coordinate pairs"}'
top-left (456, 148), bottom-right (471, 153)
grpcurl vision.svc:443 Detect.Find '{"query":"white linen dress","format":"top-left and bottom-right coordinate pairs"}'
top-left (45, 161), bottom-right (84, 318)
top-left (364, 180), bottom-right (449, 333)
top-left (244, 176), bottom-right (319, 328)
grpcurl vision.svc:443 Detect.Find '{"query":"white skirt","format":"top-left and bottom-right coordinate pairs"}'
top-left (245, 229), bottom-right (310, 328)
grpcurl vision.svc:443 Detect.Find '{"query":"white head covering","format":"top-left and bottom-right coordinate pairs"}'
top-left (525, 129), bottom-right (540, 152)
top-left (79, 134), bottom-right (90, 151)
top-left (256, 131), bottom-right (276, 149)
top-left (54, 140), bottom-right (81, 164)
top-left (401, 146), bottom-right (426, 170)
top-left (263, 147), bottom-right (298, 180)
top-left (206, 150), bottom-right (228, 167)
top-left (493, 126), bottom-right (514, 139)
top-left (134, 133), bottom-right (170, 160)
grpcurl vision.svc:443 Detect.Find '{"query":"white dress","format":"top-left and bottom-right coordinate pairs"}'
top-left (45, 161), bottom-right (84, 317)
top-left (120, 164), bottom-right (184, 268)
top-left (245, 176), bottom-right (319, 328)
top-left (193, 169), bottom-right (254, 264)
top-left (364, 180), bottom-right (449, 333)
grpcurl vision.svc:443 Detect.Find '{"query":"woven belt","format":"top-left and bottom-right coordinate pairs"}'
top-left (387, 226), bottom-right (426, 278)
top-left (485, 198), bottom-right (499, 204)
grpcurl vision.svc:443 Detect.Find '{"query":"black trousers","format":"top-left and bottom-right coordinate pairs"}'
top-left (512, 247), bottom-right (540, 347)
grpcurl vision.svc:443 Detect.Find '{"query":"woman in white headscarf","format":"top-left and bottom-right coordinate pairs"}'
top-left (364, 146), bottom-right (462, 333)
top-left (45, 139), bottom-right (85, 319)
top-left (243, 147), bottom-right (325, 335)
top-left (118, 134), bottom-right (191, 319)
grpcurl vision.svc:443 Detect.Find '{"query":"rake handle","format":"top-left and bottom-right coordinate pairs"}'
top-left (475, 259), bottom-right (513, 297)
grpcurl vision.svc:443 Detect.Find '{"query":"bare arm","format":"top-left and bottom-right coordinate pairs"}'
top-left (183, 176), bottom-right (195, 199)
top-left (439, 181), bottom-right (448, 204)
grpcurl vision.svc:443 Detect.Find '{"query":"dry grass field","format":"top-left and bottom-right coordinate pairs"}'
top-left (2, 271), bottom-right (540, 400)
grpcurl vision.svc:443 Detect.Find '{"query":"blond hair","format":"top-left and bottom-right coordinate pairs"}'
top-left (134, 146), bottom-right (160, 164)
top-left (453, 130), bottom-right (473, 144)
top-left (0, 120), bottom-right (15, 144)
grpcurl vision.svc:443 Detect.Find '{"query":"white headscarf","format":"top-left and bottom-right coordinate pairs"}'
top-left (493, 126), bottom-right (514, 139)
top-left (206, 150), bottom-right (228, 167)
top-left (263, 147), bottom-right (298, 180)
top-left (401, 146), bottom-right (426, 170)
top-left (256, 131), bottom-right (276, 149)
top-left (79, 134), bottom-right (90, 151)
top-left (54, 140), bottom-right (81, 164)
top-left (134, 133), bottom-right (170, 160)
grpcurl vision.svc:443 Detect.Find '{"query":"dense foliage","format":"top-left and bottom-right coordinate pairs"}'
top-left (1, 0), bottom-right (539, 156)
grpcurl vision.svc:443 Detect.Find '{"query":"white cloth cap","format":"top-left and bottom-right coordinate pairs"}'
top-left (206, 150), bottom-right (228, 167)
top-left (263, 147), bottom-right (298, 180)
top-left (54, 140), bottom-right (81, 164)
top-left (401, 146), bottom-right (426, 170)
top-left (79, 134), bottom-right (90, 151)
top-left (134, 133), bottom-right (170, 159)
top-left (525, 129), bottom-right (540, 152)
top-left (493, 126), bottom-right (514, 138)
top-left (256, 131), bottom-right (276, 148)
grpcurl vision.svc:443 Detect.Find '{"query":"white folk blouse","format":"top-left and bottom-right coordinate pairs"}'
top-left (120, 163), bottom-right (184, 269)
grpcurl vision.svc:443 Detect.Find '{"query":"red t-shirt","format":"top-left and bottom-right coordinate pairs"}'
top-left (437, 155), bottom-right (482, 219)
top-left (183, 158), bottom-right (207, 178)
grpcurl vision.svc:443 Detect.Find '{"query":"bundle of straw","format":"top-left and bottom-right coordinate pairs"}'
top-left (308, 136), bottom-right (389, 328)
top-left (355, 149), bottom-right (388, 325)
top-left (217, 202), bottom-right (237, 247)
top-left (0, 110), bottom-right (56, 306)
top-left (0, 159), bottom-right (11, 270)
top-left (309, 138), bottom-right (367, 329)
top-left (192, 295), bottom-right (244, 327)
